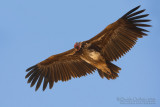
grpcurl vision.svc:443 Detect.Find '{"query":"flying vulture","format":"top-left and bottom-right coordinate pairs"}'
top-left (25, 5), bottom-right (151, 91)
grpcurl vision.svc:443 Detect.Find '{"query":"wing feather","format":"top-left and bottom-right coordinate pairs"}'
top-left (49, 66), bottom-right (54, 89)
top-left (30, 69), bottom-right (42, 87)
top-left (35, 74), bottom-right (43, 91)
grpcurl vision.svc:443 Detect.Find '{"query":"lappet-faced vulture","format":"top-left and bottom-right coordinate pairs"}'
top-left (25, 6), bottom-right (151, 91)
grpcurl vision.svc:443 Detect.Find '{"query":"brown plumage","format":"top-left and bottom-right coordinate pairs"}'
top-left (25, 5), bottom-right (151, 91)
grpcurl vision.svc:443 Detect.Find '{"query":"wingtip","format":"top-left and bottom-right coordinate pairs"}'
top-left (26, 65), bottom-right (37, 72)
top-left (132, 5), bottom-right (141, 11)
top-left (30, 84), bottom-right (34, 87)
top-left (121, 5), bottom-right (142, 18)
top-left (35, 86), bottom-right (39, 91)
top-left (137, 5), bottom-right (141, 8)
top-left (25, 75), bottom-right (28, 79)
top-left (43, 88), bottom-right (45, 91)
top-left (49, 84), bottom-right (54, 89)
top-left (27, 78), bottom-right (32, 83)
top-left (35, 88), bottom-right (38, 91)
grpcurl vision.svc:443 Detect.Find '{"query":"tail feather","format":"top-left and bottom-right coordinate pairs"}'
top-left (98, 62), bottom-right (121, 80)
top-left (98, 70), bottom-right (105, 78)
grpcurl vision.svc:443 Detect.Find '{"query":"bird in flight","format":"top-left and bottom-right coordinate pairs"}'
top-left (25, 5), bottom-right (151, 91)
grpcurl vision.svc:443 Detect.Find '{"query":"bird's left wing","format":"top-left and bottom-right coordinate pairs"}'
top-left (84, 6), bottom-right (151, 61)
top-left (25, 48), bottom-right (95, 91)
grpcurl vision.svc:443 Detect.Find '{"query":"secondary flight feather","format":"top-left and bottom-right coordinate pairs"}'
top-left (25, 5), bottom-right (151, 91)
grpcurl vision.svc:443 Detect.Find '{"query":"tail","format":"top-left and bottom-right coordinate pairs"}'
top-left (98, 61), bottom-right (121, 80)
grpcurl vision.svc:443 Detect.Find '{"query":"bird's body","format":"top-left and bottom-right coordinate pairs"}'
top-left (25, 5), bottom-right (151, 91)
top-left (79, 43), bottom-right (112, 75)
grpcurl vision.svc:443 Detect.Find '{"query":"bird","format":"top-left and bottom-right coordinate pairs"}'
top-left (25, 5), bottom-right (151, 91)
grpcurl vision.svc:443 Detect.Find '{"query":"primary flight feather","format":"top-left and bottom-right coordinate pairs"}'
top-left (25, 5), bottom-right (151, 91)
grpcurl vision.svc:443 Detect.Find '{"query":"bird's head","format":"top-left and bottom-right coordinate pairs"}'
top-left (74, 42), bottom-right (82, 51)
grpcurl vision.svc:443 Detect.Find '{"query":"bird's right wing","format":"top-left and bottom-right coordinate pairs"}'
top-left (25, 48), bottom-right (96, 91)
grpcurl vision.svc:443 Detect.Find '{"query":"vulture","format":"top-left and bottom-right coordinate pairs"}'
top-left (25, 5), bottom-right (151, 91)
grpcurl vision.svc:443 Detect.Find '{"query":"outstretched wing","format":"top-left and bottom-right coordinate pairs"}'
top-left (85, 5), bottom-right (151, 61)
top-left (25, 48), bottom-right (96, 91)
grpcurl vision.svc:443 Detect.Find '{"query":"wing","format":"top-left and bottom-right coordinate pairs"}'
top-left (84, 5), bottom-right (151, 61)
top-left (25, 48), bottom-right (96, 91)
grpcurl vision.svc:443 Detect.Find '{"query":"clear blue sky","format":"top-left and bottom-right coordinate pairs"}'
top-left (0, 0), bottom-right (159, 107)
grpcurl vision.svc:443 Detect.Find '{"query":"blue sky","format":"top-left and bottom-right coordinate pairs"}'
top-left (0, 0), bottom-right (159, 107)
